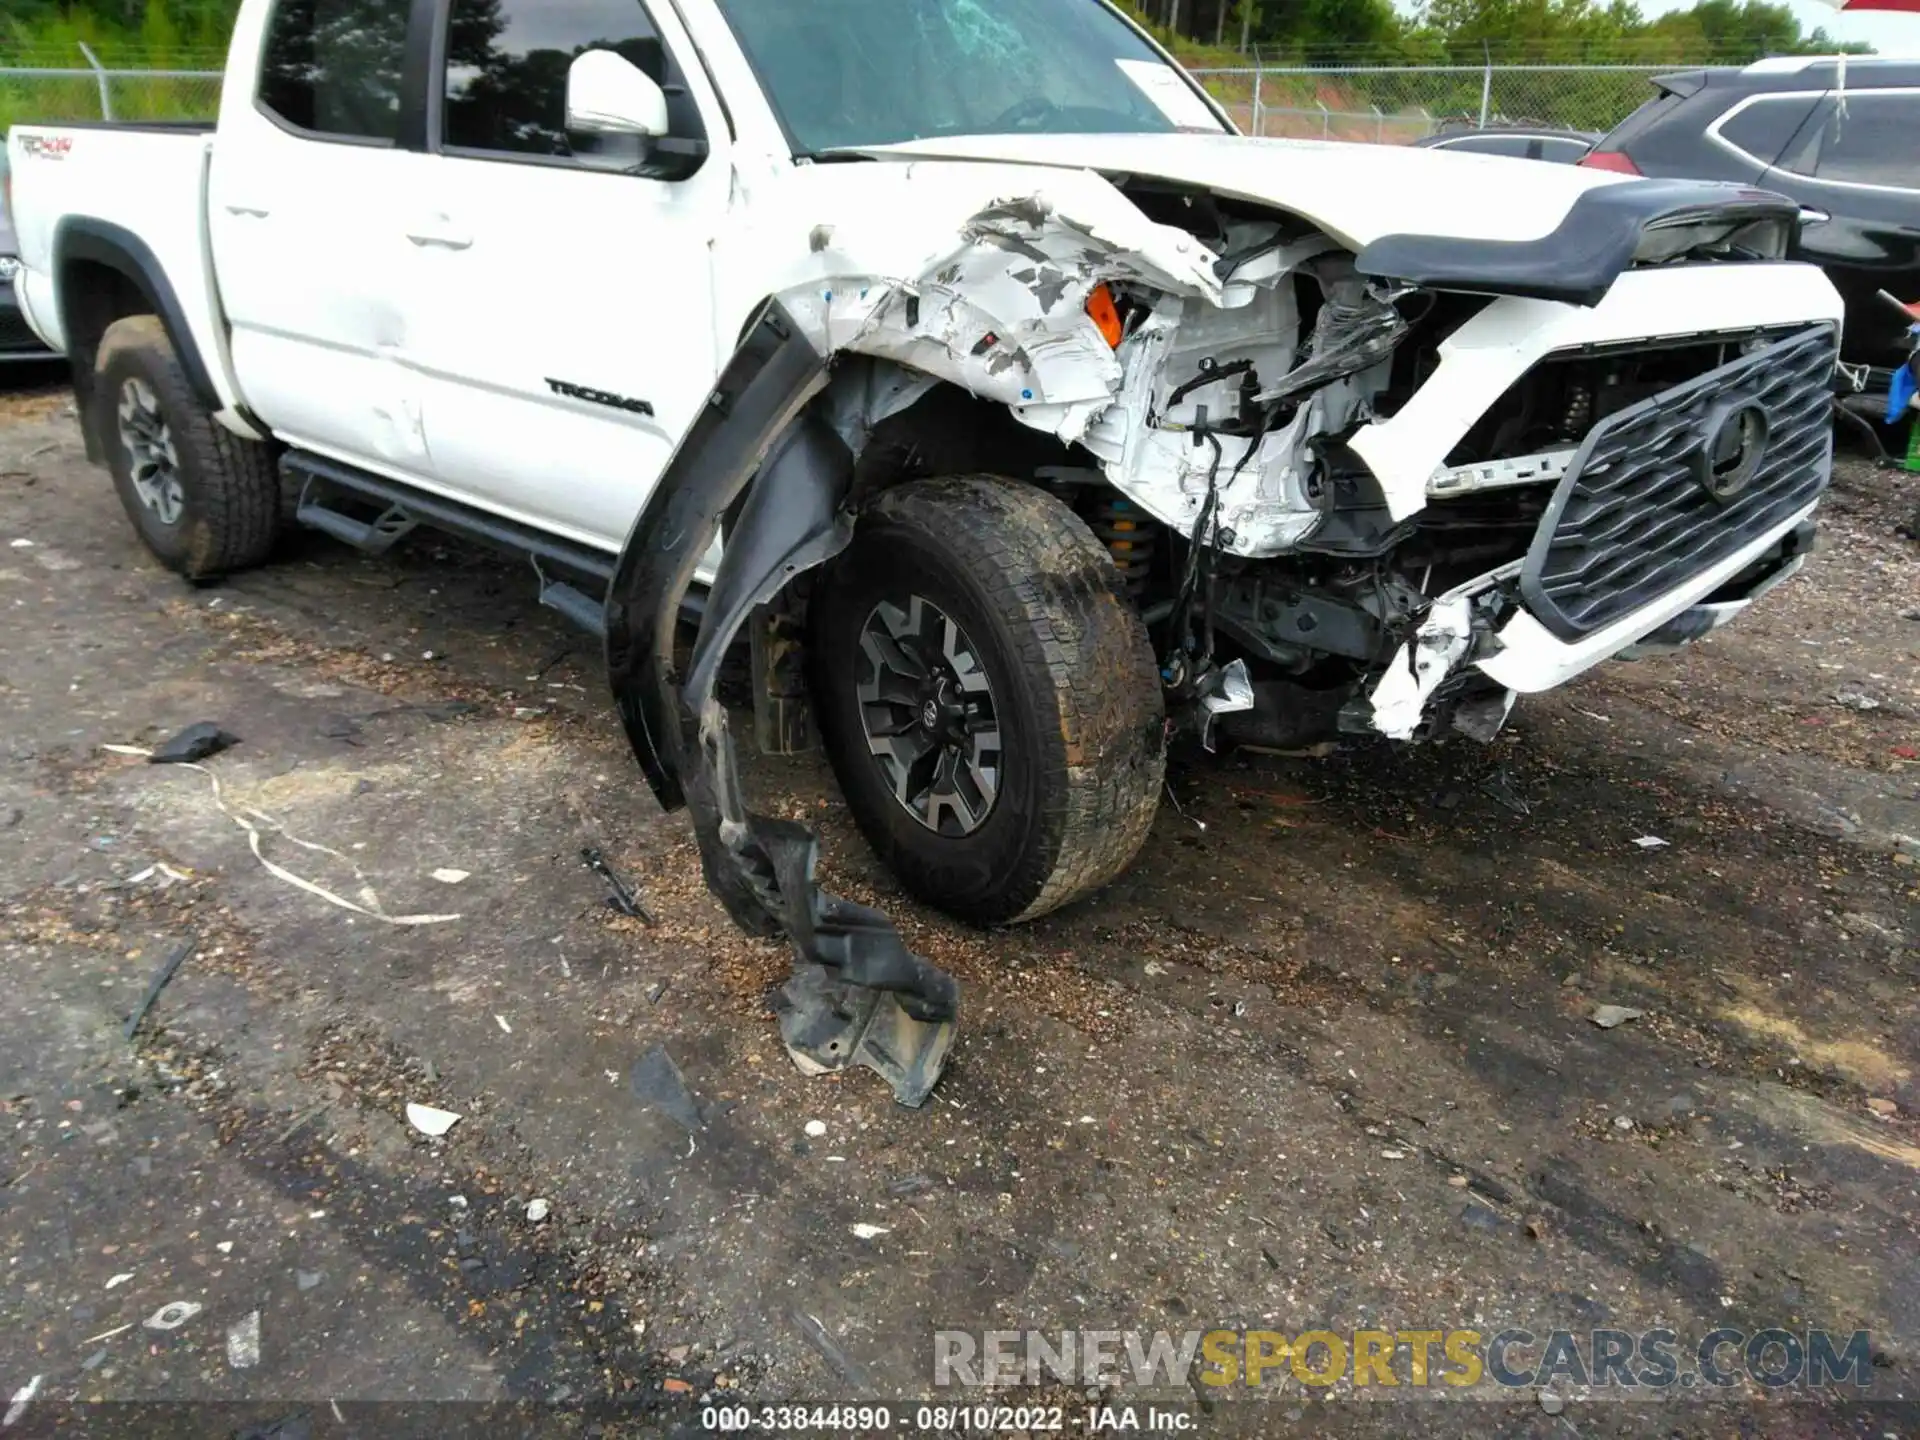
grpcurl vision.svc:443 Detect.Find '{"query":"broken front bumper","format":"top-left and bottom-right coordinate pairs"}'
top-left (604, 300), bottom-right (959, 1107)
top-left (1372, 323), bottom-right (1836, 735)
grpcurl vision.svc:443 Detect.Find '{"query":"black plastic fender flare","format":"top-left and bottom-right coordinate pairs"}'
top-left (54, 216), bottom-right (222, 409)
top-left (603, 299), bottom-right (958, 1104)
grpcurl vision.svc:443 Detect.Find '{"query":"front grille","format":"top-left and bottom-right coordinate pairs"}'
top-left (1519, 324), bottom-right (1835, 640)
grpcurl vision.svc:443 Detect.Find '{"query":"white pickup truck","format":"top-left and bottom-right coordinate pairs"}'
top-left (8, 0), bottom-right (1842, 1098)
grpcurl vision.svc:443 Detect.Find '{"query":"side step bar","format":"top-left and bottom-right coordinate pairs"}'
top-left (284, 451), bottom-right (622, 637)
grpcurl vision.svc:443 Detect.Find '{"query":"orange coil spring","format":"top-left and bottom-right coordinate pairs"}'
top-left (1086, 495), bottom-right (1156, 596)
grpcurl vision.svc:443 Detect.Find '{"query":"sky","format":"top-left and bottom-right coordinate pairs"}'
top-left (1640, 0), bottom-right (1920, 57)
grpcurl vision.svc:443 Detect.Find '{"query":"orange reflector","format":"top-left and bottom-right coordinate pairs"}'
top-left (1086, 284), bottom-right (1122, 348)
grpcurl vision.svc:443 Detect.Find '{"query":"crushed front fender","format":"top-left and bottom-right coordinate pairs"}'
top-left (605, 299), bottom-right (958, 1106)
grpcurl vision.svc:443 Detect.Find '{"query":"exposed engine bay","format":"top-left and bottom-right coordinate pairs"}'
top-left (781, 176), bottom-right (1829, 753)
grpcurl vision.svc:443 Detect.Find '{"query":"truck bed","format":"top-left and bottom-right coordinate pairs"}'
top-left (6, 124), bottom-right (232, 410)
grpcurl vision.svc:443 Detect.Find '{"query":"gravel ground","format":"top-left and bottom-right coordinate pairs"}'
top-left (1, 368), bottom-right (1916, 1437)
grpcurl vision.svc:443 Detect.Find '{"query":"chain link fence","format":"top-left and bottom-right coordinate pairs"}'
top-left (1, 52), bottom-right (223, 133)
top-left (1190, 64), bottom-right (1678, 143)
top-left (0, 55), bottom-right (1681, 145)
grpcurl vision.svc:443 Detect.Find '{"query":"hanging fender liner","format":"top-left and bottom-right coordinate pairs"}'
top-left (604, 298), bottom-right (958, 1106)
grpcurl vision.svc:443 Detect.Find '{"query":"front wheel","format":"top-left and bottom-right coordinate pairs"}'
top-left (810, 475), bottom-right (1164, 925)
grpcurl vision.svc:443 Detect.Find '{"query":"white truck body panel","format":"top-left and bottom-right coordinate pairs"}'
top-left (3, 0), bottom-right (1845, 742)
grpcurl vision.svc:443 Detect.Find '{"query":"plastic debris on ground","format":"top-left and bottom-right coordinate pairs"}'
top-left (850, 1223), bottom-right (890, 1240)
top-left (630, 1045), bottom-right (702, 1133)
top-left (226, 1311), bottom-right (262, 1369)
top-left (1590, 1005), bottom-right (1645, 1030)
top-left (3, 1375), bottom-right (43, 1429)
top-left (525, 1198), bottom-right (551, 1223)
top-left (124, 938), bottom-right (196, 1041)
top-left (1631, 835), bottom-right (1669, 849)
top-left (143, 1300), bottom-right (204, 1331)
top-left (123, 863), bottom-right (191, 889)
top-left (405, 1102), bottom-right (462, 1138)
top-left (581, 846), bottom-right (652, 923)
top-left (431, 868), bottom-right (470, 884)
top-left (148, 722), bottom-right (240, 765)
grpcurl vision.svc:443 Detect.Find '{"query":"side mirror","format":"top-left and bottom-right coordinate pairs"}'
top-left (566, 50), bottom-right (669, 137)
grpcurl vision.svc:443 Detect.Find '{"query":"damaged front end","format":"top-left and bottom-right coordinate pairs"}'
top-left (608, 169), bottom-right (1833, 1105)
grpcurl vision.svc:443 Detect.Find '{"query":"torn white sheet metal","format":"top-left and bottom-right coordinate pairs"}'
top-left (749, 170), bottom-right (1372, 557)
top-left (1198, 657), bottom-right (1254, 752)
top-left (776, 184), bottom-right (1223, 453)
top-left (1368, 594), bottom-right (1474, 741)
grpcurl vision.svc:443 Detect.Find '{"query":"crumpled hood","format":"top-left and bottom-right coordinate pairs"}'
top-left (855, 132), bottom-right (1636, 250)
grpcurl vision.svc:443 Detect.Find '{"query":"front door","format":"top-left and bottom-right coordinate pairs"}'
top-left (404, 0), bottom-right (730, 552)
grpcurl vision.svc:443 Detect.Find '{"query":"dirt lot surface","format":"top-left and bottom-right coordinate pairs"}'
top-left (2, 368), bottom-right (1917, 1437)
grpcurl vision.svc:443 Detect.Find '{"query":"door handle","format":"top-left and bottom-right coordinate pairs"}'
top-left (405, 216), bottom-right (473, 250)
top-left (223, 203), bottom-right (271, 218)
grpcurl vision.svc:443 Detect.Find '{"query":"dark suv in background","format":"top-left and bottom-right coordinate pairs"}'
top-left (1582, 57), bottom-right (1919, 394)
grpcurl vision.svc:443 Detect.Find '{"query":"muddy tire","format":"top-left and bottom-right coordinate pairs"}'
top-left (810, 475), bottom-right (1164, 925)
top-left (93, 315), bottom-right (280, 580)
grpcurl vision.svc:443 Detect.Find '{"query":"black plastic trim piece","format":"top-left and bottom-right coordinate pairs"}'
top-left (1518, 324), bottom-right (1834, 640)
top-left (1354, 178), bottom-right (1799, 306)
top-left (605, 299), bottom-right (826, 810)
top-left (604, 299), bottom-right (959, 1104)
top-left (54, 216), bottom-right (221, 409)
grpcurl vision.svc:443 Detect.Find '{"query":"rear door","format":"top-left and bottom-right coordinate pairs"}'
top-left (208, 0), bottom-right (440, 475)
top-left (1759, 88), bottom-right (1920, 372)
top-left (403, 0), bottom-right (731, 551)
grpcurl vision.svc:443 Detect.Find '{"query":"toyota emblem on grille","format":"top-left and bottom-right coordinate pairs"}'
top-left (1693, 401), bottom-right (1770, 504)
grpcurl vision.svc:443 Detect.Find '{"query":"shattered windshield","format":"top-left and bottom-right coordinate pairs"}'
top-left (712, 0), bottom-right (1225, 154)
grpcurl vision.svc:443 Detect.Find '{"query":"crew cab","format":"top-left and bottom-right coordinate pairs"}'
top-left (7, 0), bottom-right (1843, 1100)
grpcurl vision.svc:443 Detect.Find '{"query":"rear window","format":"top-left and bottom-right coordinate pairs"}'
top-left (257, 0), bottom-right (414, 143)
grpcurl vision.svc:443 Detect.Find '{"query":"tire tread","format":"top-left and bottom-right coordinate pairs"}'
top-left (863, 475), bottom-right (1164, 922)
top-left (95, 315), bottom-right (279, 579)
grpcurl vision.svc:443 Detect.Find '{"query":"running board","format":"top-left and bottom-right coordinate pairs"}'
top-left (284, 453), bottom-right (616, 583)
top-left (536, 572), bottom-right (608, 638)
top-left (295, 497), bottom-right (417, 554)
top-left (283, 451), bottom-right (623, 638)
